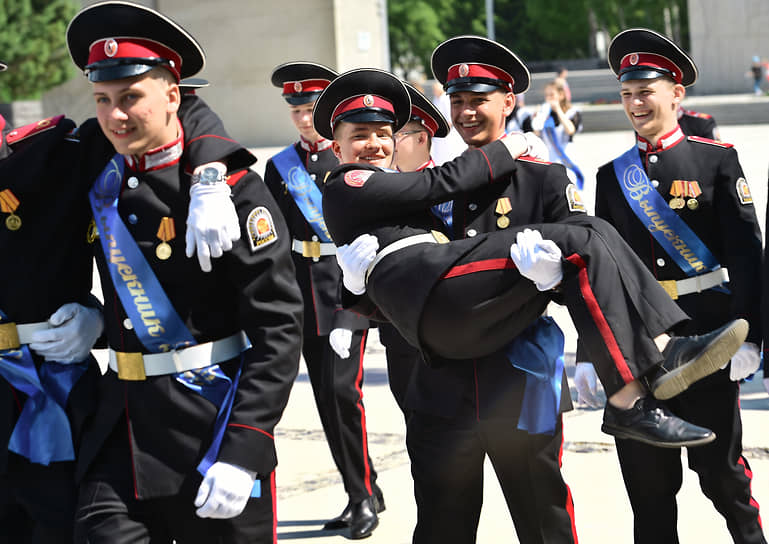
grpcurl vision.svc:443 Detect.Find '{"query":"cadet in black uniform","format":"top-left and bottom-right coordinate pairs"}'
top-left (575, 28), bottom-right (765, 544)
top-left (389, 74), bottom-right (580, 543)
top-left (677, 105), bottom-right (721, 141)
top-left (264, 62), bottom-right (383, 539)
top-left (316, 62), bottom-right (747, 451)
top-left (66, 3), bottom-right (303, 543)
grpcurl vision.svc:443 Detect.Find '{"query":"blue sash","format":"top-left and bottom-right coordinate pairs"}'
top-left (612, 147), bottom-right (721, 277)
top-left (430, 201), bottom-right (454, 236)
top-left (544, 115), bottom-right (584, 189)
top-left (88, 156), bottom-right (258, 495)
top-left (0, 310), bottom-right (86, 465)
top-left (505, 317), bottom-right (564, 435)
top-left (271, 145), bottom-right (332, 242)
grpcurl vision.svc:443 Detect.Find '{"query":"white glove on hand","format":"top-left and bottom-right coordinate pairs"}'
top-left (523, 132), bottom-right (550, 161)
top-left (329, 328), bottom-right (353, 359)
top-left (335, 234), bottom-right (379, 295)
top-left (509, 229), bottom-right (563, 291)
top-left (28, 303), bottom-right (104, 363)
top-left (186, 163), bottom-right (240, 273)
top-left (728, 342), bottom-right (761, 381)
top-left (501, 132), bottom-right (529, 159)
top-left (574, 362), bottom-right (604, 408)
top-left (195, 462), bottom-right (255, 519)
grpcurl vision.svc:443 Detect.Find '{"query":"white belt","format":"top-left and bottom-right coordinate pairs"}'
top-left (658, 268), bottom-right (729, 300)
top-left (366, 231), bottom-right (449, 282)
top-left (108, 331), bottom-right (250, 381)
top-left (291, 239), bottom-right (336, 259)
top-left (0, 321), bottom-right (49, 350)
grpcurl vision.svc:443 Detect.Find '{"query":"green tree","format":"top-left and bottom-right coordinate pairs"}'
top-left (0, 0), bottom-right (79, 102)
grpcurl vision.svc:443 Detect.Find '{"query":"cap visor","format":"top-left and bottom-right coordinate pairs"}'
top-left (87, 63), bottom-right (156, 82)
top-left (445, 82), bottom-right (504, 94)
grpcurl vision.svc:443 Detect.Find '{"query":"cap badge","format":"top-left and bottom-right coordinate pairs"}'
top-left (629, 53), bottom-right (639, 65)
top-left (104, 38), bottom-right (118, 58)
top-left (363, 94), bottom-right (375, 107)
top-left (458, 63), bottom-right (469, 77)
top-left (294, 81), bottom-right (303, 93)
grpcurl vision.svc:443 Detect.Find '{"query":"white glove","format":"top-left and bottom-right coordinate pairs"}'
top-left (509, 229), bottom-right (563, 291)
top-left (186, 163), bottom-right (240, 273)
top-left (728, 342), bottom-right (761, 381)
top-left (501, 132), bottom-right (529, 159)
top-left (329, 328), bottom-right (353, 359)
top-left (522, 132), bottom-right (550, 161)
top-left (27, 303), bottom-right (104, 363)
top-left (335, 234), bottom-right (379, 295)
top-left (574, 362), bottom-right (604, 408)
top-left (195, 462), bottom-right (255, 519)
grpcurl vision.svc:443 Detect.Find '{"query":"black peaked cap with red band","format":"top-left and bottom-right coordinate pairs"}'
top-left (403, 81), bottom-right (449, 138)
top-left (312, 68), bottom-right (411, 141)
top-left (431, 35), bottom-right (530, 95)
top-left (271, 62), bottom-right (338, 105)
top-left (67, 1), bottom-right (205, 83)
top-left (608, 28), bottom-right (697, 87)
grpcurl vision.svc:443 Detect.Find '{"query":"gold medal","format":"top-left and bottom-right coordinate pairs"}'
top-left (5, 213), bottom-right (21, 231)
top-left (155, 241), bottom-right (172, 260)
top-left (686, 198), bottom-right (699, 210)
top-left (497, 215), bottom-right (510, 229)
top-left (668, 197), bottom-right (682, 209)
top-left (155, 217), bottom-right (176, 260)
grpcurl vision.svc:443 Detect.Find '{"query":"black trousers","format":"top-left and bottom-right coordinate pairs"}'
top-left (0, 453), bottom-right (77, 544)
top-left (378, 323), bottom-right (419, 415)
top-left (302, 329), bottom-right (380, 503)
top-left (419, 215), bottom-right (688, 396)
top-left (616, 369), bottom-right (766, 544)
top-left (407, 411), bottom-right (577, 544)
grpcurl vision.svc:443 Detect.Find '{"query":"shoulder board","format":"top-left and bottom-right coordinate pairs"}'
top-left (226, 169), bottom-right (249, 187)
top-left (681, 108), bottom-right (712, 119)
top-left (517, 155), bottom-right (552, 165)
top-left (6, 115), bottom-right (66, 145)
top-left (687, 135), bottom-right (733, 148)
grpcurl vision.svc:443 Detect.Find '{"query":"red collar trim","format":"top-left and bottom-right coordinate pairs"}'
top-left (299, 136), bottom-right (332, 153)
top-left (636, 125), bottom-right (685, 152)
top-left (125, 120), bottom-right (184, 172)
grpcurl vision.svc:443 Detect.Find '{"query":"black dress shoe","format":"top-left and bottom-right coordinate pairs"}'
top-left (322, 503), bottom-right (352, 530)
top-left (651, 318), bottom-right (747, 400)
top-left (349, 497), bottom-right (379, 539)
top-left (372, 490), bottom-right (386, 514)
top-left (601, 396), bottom-right (715, 448)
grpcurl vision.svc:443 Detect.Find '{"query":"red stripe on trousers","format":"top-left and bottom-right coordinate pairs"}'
top-left (738, 456), bottom-right (763, 527)
top-left (355, 330), bottom-right (373, 496)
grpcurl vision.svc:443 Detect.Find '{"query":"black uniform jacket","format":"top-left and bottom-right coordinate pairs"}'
top-left (404, 155), bottom-right (581, 419)
top-left (264, 141), bottom-right (368, 337)
top-left (75, 104), bottom-right (303, 498)
top-left (593, 127), bottom-right (761, 347)
top-left (678, 107), bottom-right (718, 140)
top-left (0, 114), bottom-right (113, 473)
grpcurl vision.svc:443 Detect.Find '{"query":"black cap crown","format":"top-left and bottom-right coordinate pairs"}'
top-left (67, 1), bottom-right (205, 83)
top-left (608, 28), bottom-right (697, 87)
top-left (431, 35), bottom-right (530, 95)
top-left (403, 81), bottom-right (449, 138)
top-left (313, 68), bottom-right (411, 140)
top-left (271, 62), bottom-right (338, 105)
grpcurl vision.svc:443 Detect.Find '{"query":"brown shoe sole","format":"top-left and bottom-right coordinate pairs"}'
top-left (652, 319), bottom-right (748, 400)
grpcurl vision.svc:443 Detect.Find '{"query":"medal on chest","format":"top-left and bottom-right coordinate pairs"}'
top-left (156, 217), bottom-right (175, 260)
top-left (0, 189), bottom-right (21, 231)
top-left (495, 197), bottom-right (512, 229)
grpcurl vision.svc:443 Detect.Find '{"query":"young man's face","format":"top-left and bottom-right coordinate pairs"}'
top-left (289, 101), bottom-right (320, 141)
top-left (332, 121), bottom-right (394, 168)
top-left (450, 89), bottom-right (514, 148)
top-left (392, 120), bottom-right (427, 172)
top-left (93, 69), bottom-right (180, 157)
top-left (620, 77), bottom-right (683, 143)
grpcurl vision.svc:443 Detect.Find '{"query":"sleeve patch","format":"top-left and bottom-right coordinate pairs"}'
top-left (736, 177), bottom-right (753, 205)
top-left (344, 169), bottom-right (373, 187)
top-left (246, 207), bottom-right (278, 252)
top-left (566, 183), bottom-right (586, 213)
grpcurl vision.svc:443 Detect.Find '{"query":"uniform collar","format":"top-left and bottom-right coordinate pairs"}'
top-left (124, 120), bottom-right (184, 172)
top-left (636, 125), bottom-right (684, 153)
top-left (299, 135), bottom-right (332, 153)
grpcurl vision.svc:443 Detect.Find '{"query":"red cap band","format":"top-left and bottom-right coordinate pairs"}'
top-left (88, 37), bottom-right (183, 81)
top-left (282, 78), bottom-right (331, 95)
top-left (411, 105), bottom-right (439, 136)
top-left (620, 52), bottom-right (681, 83)
top-left (331, 94), bottom-right (395, 125)
top-left (446, 62), bottom-right (514, 91)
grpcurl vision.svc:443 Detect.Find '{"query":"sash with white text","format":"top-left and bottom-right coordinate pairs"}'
top-left (612, 147), bottom-right (719, 277)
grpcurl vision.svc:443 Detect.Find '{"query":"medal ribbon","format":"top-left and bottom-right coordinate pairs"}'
top-left (612, 147), bottom-right (720, 277)
top-left (0, 189), bottom-right (19, 214)
top-left (504, 316), bottom-right (564, 435)
top-left (156, 217), bottom-right (176, 243)
top-left (543, 115), bottom-right (584, 189)
top-left (271, 145), bottom-right (332, 242)
top-left (0, 309), bottom-right (87, 465)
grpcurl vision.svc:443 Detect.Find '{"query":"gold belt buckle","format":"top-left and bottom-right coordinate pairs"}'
top-left (0, 323), bottom-right (21, 350)
top-left (658, 280), bottom-right (678, 300)
top-left (302, 240), bottom-right (321, 259)
top-left (115, 352), bottom-right (147, 381)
